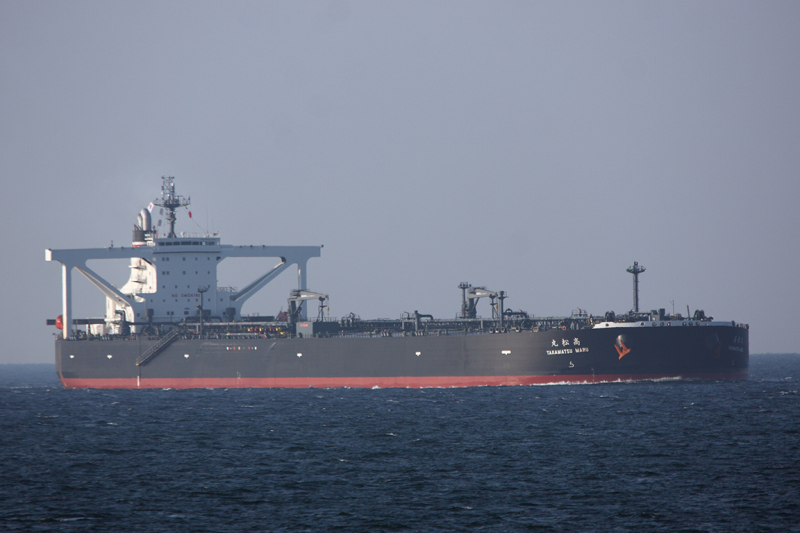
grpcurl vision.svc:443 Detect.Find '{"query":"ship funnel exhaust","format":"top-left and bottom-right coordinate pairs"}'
top-left (133, 208), bottom-right (153, 246)
top-left (140, 208), bottom-right (151, 232)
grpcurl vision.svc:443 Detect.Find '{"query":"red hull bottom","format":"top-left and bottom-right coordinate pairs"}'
top-left (60, 372), bottom-right (748, 389)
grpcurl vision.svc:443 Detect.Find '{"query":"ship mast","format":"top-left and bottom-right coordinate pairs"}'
top-left (153, 176), bottom-right (190, 238)
top-left (626, 261), bottom-right (646, 313)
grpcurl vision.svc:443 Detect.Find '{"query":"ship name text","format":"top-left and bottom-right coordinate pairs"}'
top-left (547, 337), bottom-right (589, 355)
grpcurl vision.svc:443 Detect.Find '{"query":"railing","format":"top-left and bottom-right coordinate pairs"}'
top-left (178, 232), bottom-right (219, 238)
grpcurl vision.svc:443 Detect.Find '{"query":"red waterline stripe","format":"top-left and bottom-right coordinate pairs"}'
top-left (60, 372), bottom-right (748, 389)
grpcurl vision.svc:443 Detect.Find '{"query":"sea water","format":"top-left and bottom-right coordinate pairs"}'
top-left (1, 354), bottom-right (798, 532)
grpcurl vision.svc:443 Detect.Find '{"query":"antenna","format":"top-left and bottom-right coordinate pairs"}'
top-left (153, 176), bottom-right (190, 238)
top-left (626, 261), bottom-right (646, 313)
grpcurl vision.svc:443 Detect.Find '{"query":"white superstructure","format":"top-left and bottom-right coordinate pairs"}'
top-left (46, 177), bottom-right (321, 338)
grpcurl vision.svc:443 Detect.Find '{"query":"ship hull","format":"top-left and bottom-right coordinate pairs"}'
top-left (55, 323), bottom-right (749, 389)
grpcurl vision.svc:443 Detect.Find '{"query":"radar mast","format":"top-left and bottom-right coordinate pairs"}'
top-left (153, 176), bottom-right (190, 238)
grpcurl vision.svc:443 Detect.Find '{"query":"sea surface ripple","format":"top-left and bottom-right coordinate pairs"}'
top-left (1, 354), bottom-right (798, 532)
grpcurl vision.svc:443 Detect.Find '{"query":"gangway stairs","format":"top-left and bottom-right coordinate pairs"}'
top-left (136, 328), bottom-right (181, 366)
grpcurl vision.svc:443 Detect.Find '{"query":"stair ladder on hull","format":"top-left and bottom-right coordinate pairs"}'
top-left (136, 328), bottom-right (181, 366)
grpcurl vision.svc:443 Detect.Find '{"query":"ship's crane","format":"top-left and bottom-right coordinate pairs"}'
top-left (468, 287), bottom-right (497, 319)
top-left (459, 283), bottom-right (507, 324)
top-left (288, 289), bottom-right (329, 324)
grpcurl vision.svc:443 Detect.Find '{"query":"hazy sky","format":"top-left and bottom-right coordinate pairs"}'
top-left (2, 1), bottom-right (799, 363)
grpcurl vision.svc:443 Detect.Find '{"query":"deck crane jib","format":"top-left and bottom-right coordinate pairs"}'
top-left (287, 290), bottom-right (329, 325)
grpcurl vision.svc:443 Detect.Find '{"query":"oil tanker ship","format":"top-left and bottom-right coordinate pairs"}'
top-left (46, 178), bottom-right (749, 389)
